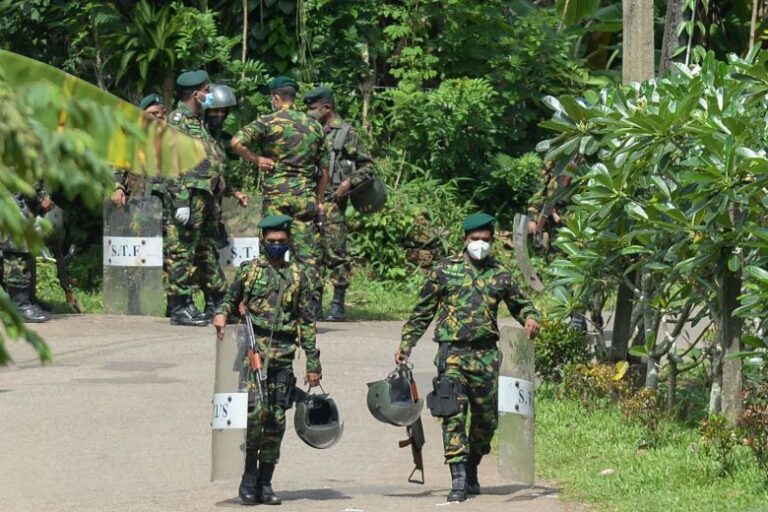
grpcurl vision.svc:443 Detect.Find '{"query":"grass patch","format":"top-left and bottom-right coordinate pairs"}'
top-left (323, 270), bottom-right (422, 321)
top-left (536, 390), bottom-right (768, 512)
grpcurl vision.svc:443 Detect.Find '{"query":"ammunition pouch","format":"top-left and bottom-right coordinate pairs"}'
top-left (272, 370), bottom-right (298, 409)
top-left (426, 375), bottom-right (462, 418)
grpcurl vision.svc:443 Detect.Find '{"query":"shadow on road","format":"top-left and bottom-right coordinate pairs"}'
top-left (215, 488), bottom-right (350, 507)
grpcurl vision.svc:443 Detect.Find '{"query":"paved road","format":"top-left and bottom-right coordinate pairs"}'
top-left (0, 315), bottom-right (583, 512)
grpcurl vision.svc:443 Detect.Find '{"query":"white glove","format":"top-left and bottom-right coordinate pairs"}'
top-left (174, 206), bottom-right (191, 224)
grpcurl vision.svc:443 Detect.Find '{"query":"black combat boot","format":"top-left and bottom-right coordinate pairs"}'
top-left (324, 287), bottom-right (346, 322)
top-left (169, 297), bottom-right (209, 327)
top-left (8, 284), bottom-right (50, 323)
top-left (257, 462), bottom-right (282, 505)
top-left (446, 462), bottom-right (468, 502)
top-left (238, 451), bottom-right (259, 505)
top-left (466, 453), bottom-right (483, 495)
top-left (201, 291), bottom-right (224, 322)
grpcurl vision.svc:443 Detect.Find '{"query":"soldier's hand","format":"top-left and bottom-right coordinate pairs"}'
top-left (334, 178), bottom-right (352, 199)
top-left (174, 206), bottom-right (191, 225)
top-left (111, 189), bottom-right (127, 207)
top-left (305, 372), bottom-right (322, 387)
top-left (213, 314), bottom-right (227, 341)
top-left (528, 220), bottom-right (538, 234)
top-left (40, 195), bottom-right (54, 212)
top-left (394, 348), bottom-right (409, 365)
top-left (524, 317), bottom-right (540, 341)
top-left (233, 191), bottom-right (248, 207)
top-left (257, 156), bottom-right (276, 173)
top-left (552, 210), bottom-right (562, 224)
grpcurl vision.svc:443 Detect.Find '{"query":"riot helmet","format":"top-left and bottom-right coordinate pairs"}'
top-left (350, 177), bottom-right (387, 214)
top-left (367, 364), bottom-right (423, 427)
top-left (294, 391), bottom-right (343, 449)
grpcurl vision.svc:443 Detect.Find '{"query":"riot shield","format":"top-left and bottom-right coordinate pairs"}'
top-left (211, 323), bottom-right (250, 481)
top-left (497, 326), bottom-right (535, 486)
top-left (103, 196), bottom-right (164, 316)
top-left (512, 213), bottom-right (544, 292)
top-left (219, 197), bottom-right (262, 280)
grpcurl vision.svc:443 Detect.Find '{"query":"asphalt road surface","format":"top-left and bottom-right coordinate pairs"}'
top-left (0, 315), bottom-right (584, 512)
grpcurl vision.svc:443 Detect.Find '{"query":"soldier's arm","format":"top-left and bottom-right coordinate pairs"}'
top-left (399, 266), bottom-right (442, 357)
top-left (215, 263), bottom-right (247, 321)
top-left (231, 121), bottom-right (267, 167)
top-left (347, 130), bottom-right (375, 188)
top-left (503, 279), bottom-right (540, 326)
top-left (297, 270), bottom-right (321, 374)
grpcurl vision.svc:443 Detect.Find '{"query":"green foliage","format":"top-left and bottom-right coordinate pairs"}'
top-left (619, 387), bottom-right (667, 447)
top-left (560, 361), bottom-right (631, 410)
top-left (701, 414), bottom-right (742, 477)
top-left (741, 375), bottom-right (768, 483)
top-left (534, 317), bottom-right (590, 382)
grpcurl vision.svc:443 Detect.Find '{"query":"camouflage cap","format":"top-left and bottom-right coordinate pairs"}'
top-left (463, 212), bottom-right (495, 233)
top-left (268, 76), bottom-right (299, 91)
top-left (258, 214), bottom-right (293, 231)
top-left (303, 86), bottom-right (333, 105)
top-left (139, 93), bottom-right (163, 110)
top-left (176, 70), bottom-right (209, 88)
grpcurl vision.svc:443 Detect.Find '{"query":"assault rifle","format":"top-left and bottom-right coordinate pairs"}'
top-left (398, 367), bottom-right (425, 484)
top-left (243, 312), bottom-right (266, 403)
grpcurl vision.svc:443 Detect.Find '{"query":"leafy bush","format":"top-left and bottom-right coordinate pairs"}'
top-left (740, 377), bottom-right (768, 483)
top-left (535, 316), bottom-right (590, 382)
top-left (619, 387), bottom-right (667, 447)
top-left (700, 414), bottom-right (741, 477)
top-left (560, 361), bottom-right (631, 410)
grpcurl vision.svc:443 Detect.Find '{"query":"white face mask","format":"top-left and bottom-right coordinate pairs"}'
top-left (466, 240), bottom-right (491, 260)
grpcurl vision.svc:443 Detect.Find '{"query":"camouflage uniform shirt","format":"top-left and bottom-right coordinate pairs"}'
top-left (167, 102), bottom-right (225, 196)
top-left (233, 105), bottom-right (325, 197)
top-left (399, 255), bottom-right (539, 356)
top-left (217, 257), bottom-right (320, 373)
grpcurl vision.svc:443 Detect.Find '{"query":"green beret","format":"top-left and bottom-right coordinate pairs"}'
top-left (268, 76), bottom-right (299, 91)
top-left (463, 212), bottom-right (495, 233)
top-left (176, 70), bottom-right (209, 88)
top-left (303, 86), bottom-right (334, 105)
top-left (258, 214), bottom-right (293, 231)
top-left (139, 93), bottom-right (163, 110)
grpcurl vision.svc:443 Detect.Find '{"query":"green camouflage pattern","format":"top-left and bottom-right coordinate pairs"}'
top-left (319, 201), bottom-right (350, 290)
top-left (245, 365), bottom-right (294, 464)
top-left (322, 116), bottom-right (374, 200)
top-left (167, 102), bottom-right (226, 196)
top-left (233, 105), bottom-right (325, 197)
top-left (165, 191), bottom-right (225, 299)
top-left (216, 257), bottom-right (320, 373)
top-left (399, 255), bottom-right (539, 356)
top-left (441, 347), bottom-right (499, 463)
top-left (2, 252), bottom-right (32, 288)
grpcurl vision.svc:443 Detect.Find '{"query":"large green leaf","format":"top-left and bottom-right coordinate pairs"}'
top-left (0, 50), bottom-right (208, 179)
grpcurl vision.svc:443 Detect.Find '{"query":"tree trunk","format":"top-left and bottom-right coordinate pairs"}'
top-left (622, 0), bottom-right (655, 83)
top-left (611, 271), bottom-right (635, 361)
top-left (658, 0), bottom-right (685, 76)
top-left (719, 264), bottom-right (743, 426)
top-left (360, 41), bottom-right (375, 133)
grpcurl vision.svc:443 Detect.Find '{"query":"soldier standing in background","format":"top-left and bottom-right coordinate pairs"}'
top-left (165, 70), bottom-right (227, 326)
top-left (395, 213), bottom-right (540, 502)
top-left (304, 86), bottom-right (375, 322)
top-left (230, 76), bottom-right (327, 316)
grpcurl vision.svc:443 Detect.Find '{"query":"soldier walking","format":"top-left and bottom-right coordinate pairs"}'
top-left (165, 70), bottom-right (228, 326)
top-left (395, 213), bottom-right (540, 502)
top-left (213, 214), bottom-right (322, 505)
top-left (230, 77), bottom-right (327, 316)
top-left (304, 86), bottom-right (375, 321)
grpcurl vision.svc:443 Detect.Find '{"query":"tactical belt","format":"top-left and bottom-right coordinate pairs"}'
top-left (440, 337), bottom-right (498, 352)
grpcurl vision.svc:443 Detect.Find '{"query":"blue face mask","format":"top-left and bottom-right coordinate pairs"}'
top-left (264, 242), bottom-right (290, 260)
top-left (200, 92), bottom-right (215, 110)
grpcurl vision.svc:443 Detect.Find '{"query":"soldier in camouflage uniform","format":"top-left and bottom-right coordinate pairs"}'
top-left (395, 212), bottom-right (540, 502)
top-left (1, 187), bottom-right (55, 323)
top-left (231, 76), bottom-right (327, 315)
top-left (304, 86), bottom-right (375, 321)
top-left (165, 70), bottom-right (228, 327)
top-left (213, 214), bottom-right (321, 506)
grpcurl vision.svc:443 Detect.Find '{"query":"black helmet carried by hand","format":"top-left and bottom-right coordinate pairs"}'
top-left (294, 390), bottom-right (343, 449)
top-left (367, 364), bottom-right (423, 427)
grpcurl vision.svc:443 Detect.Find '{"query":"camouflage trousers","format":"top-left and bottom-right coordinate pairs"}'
top-left (246, 363), bottom-right (294, 464)
top-left (193, 195), bottom-right (227, 299)
top-left (263, 193), bottom-right (321, 306)
top-left (165, 191), bottom-right (227, 300)
top-left (439, 347), bottom-right (500, 464)
top-left (1, 250), bottom-right (33, 288)
top-left (318, 201), bottom-right (350, 290)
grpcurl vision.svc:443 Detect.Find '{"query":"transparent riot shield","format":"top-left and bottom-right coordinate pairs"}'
top-left (219, 197), bottom-right (262, 281)
top-left (103, 196), bottom-right (164, 316)
top-left (211, 323), bottom-right (250, 481)
top-left (512, 213), bottom-right (544, 293)
top-left (497, 326), bottom-right (535, 486)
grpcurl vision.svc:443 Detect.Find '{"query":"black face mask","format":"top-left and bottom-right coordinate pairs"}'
top-left (206, 115), bottom-right (225, 136)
